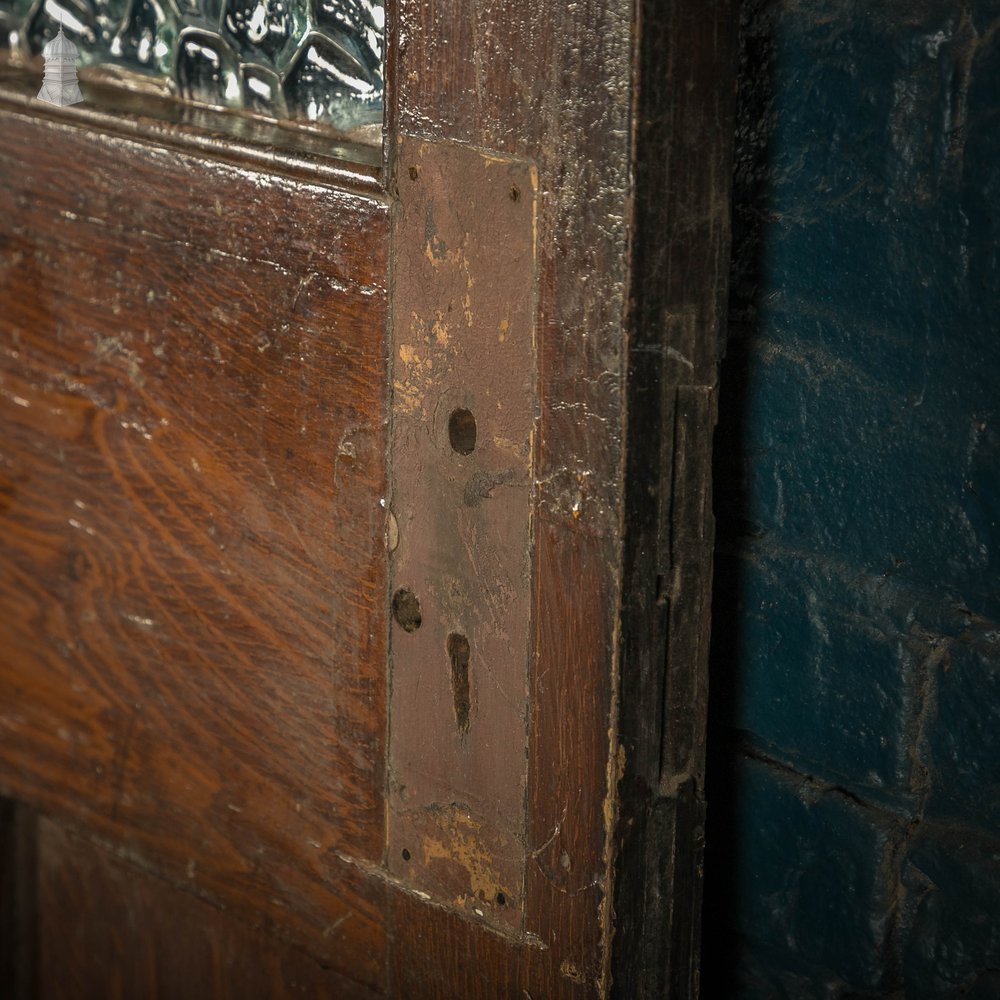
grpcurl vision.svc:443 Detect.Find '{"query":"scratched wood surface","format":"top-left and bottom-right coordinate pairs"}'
top-left (391, 0), bottom-right (635, 995)
top-left (0, 0), bottom-right (738, 994)
top-left (36, 816), bottom-right (381, 1000)
top-left (0, 104), bottom-right (390, 990)
top-left (613, 2), bottom-right (739, 996)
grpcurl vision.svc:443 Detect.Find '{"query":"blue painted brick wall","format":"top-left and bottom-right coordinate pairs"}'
top-left (706, 0), bottom-right (1000, 994)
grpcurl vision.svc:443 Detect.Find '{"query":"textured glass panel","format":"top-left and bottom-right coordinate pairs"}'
top-left (0, 0), bottom-right (382, 130)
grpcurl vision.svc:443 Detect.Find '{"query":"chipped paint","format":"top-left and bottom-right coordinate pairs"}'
top-left (420, 807), bottom-right (510, 907)
top-left (559, 960), bottom-right (588, 985)
top-left (387, 138), bottom-right (538, 933)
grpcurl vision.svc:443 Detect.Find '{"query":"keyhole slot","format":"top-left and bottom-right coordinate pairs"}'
top-left (447, 632), bottom-right (471, 732)
top-left (448, 408), bottom-right (477, 455)
top-left (392, 588), bottom-right (422, 632)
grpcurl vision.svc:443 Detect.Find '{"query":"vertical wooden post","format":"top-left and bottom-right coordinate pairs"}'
top-left (613, 1), bottom-right (739, 996)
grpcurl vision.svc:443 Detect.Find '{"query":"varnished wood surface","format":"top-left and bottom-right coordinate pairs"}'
top-left (36, 817), bottom-right (381, 1000)
top-left (0, 104), bottom-right (390, 989)
top-left (0, 0), bottom-right (738, 993)
top-left (0, 66), bottom-right (383, 193)
top-left (393, 0), bottom-right (635, 994)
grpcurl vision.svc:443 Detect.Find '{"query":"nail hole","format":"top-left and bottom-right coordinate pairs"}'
top-left (448, 408), bottom-right (477, 455)
top-left (495, 891), bottom-right (507, 907)
top-left (509, 184), bottom-right (520, 202)
top-left (408, 165), bottom-right (419, 181)
top-left (401, 848), bottom-right (411, 861)
top-left (447, 632), bottom-right (471, 733)
top-left (392, 588), bottom-right (422, 632)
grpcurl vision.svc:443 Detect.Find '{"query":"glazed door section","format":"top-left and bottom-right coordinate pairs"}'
top-left (0, 0), bottom-right (642, 994)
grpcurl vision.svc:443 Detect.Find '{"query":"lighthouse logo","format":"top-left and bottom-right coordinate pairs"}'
top-left (37, 26), bottom-right (83, 107)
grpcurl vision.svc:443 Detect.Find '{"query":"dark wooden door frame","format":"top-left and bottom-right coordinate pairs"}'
top-left (614, 3), bottom-right (739, 996)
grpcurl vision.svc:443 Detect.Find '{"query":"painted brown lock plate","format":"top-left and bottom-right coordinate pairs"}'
top-left (387, 137), bottom-right (537, 932)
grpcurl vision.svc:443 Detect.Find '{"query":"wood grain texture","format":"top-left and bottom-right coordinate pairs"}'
top-left (391, 0), bottom-right (635, 995)
top-left (36, 817), bottom-right (381, 1000)
top-left (612, 1), bottom-right (739, 997)
top-left (0, 0), bottom-right (739, 993)
top-left (0, 104), bottom-right (390, 990)
top-left (0, 67), bottom-right (383, 193)
top-left (388, 889), bottom-right (592, 1000)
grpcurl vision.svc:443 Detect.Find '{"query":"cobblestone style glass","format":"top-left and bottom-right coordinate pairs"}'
top-left (0, 0), bottom-right (383, 131)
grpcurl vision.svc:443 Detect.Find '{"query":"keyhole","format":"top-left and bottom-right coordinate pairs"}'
top-left (447, 632), bottom-right (471, 732)
top-left (448, 408), bottom-right (477, 455)
top-left (392, 588), bottom-right (422, 632)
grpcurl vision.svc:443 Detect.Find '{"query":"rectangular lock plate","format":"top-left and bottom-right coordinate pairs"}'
top-left (387, 138), bottom-right (537, 931)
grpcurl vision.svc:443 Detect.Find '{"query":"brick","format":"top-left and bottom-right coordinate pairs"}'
top-left (901, 825), bottom-right (1000, 997)
top-left (734, 938), bottom-right (857, 1000)
top-left (727, 755), bottom-right (897, 990)
top-left (721, 0), bottom-right (1000, 623)
top-left (726, 336), bottom-right (1000, 623)
top-left (924, 631), bottom-right (1000, 833)
top-left (722, 545), bottom-right (966, 806)
top-left (709, 0), bottom-right (1000, 992)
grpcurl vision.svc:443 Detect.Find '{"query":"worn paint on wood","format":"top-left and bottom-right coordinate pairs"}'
top-left (387, 137), bottom-right (537, 931)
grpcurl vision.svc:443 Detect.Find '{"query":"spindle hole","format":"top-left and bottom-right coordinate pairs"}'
top-left (448, 408), bottom-right (477, 455)
top-left (392, 588), bottom-right (422, 632)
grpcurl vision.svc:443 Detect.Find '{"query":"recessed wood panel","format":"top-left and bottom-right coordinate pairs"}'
top-left (0, 105), bottom-right (390, 983)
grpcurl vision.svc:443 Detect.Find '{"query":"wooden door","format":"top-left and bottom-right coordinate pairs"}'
top-left (0, 1), bottom-right (737, 996)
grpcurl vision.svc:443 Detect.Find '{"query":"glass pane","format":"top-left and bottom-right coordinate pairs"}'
top-left (0, 0), bottom-right (383, 131)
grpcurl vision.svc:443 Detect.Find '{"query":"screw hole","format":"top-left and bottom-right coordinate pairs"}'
top-left (495, 891), bottom-right (507, 907)
top-left (408, 165), bottom-right (419, 181)
top-left (509, 185), bottom-right (520, 202)
top-left (401, 848), bottom-right (411, 861)
top-left (392, 588), bottom-right (422, 632)
top-left (448, 408), bottom-right (477, 455)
